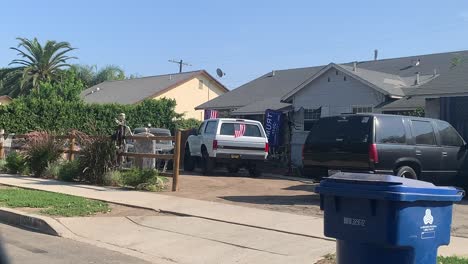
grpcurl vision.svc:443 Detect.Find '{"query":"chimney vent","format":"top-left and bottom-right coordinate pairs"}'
top-left (433, 68), bottom-right (437, 76)
top-left (169, 75), bottom-right (172, 80)
top-left (270, 70), bottom-right (276, 77)
top-left (374, 49), bottom-right (378, 61)
top-left (414, 72), bottom-right (420, 85)
top-left (353, 62), bottom-right (357, 72)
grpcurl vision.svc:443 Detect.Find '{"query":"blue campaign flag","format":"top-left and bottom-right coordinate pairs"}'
top-left (264, 109), bottom-right (282, 147)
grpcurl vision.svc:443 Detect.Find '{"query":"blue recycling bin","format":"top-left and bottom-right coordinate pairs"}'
top-left (315, 173), bottom-right (464, 264)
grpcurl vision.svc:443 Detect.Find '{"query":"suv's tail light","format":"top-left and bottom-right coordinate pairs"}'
top-left (369, 143), bottom-right (379, 163)
top-left (265, 142), bottom-right (269, 153)
top-left (213, 140), bottom-right (218, 150)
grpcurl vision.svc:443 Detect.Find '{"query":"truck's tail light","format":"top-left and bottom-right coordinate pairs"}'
top-left (369, 143), bottom-right (379, 163)
top-left (213, 140), bottom-right (218, 150)
top-left (265, 143), bottom-right (269, 153)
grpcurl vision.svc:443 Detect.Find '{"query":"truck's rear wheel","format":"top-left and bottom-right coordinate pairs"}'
top-left (201, 149), bottom-right (215, 175)
top-left (184, 146), bottom-right (195, 172)
top-left (396, 166), bottom-right (417, 179)
top-left (248, 164), bottom-right (262, 178)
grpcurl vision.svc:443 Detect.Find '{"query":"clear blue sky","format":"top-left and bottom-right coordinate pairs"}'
top-left (1, 0), bottom-right (468, 89)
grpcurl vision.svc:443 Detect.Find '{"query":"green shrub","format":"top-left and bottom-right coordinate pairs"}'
top-left (120, 168), bottom-right (167, 191)
top-left (103, 170), bottom-right (122, 186)
top-left (58, 159), bottom-right (81, 182)
top-left (44, 161), bottom-right (62, 179)
top-left (24, 132), bottom-right (63, 177)
top-left (0, 159), bottom-right (6, 173)
top-left (5, 152), bottom-right (28, 174)
top-left (175, 118), bottom-right (202, 130)
top-left (79, 137), bottom-right (116, 185)
top-left (0, 95), bottom-right (182, 135)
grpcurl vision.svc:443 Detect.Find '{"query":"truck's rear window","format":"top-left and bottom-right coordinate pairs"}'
top-left (306, 116), bottom-right (372, 144)
top-left (220, 123), bottom-right (262, 137)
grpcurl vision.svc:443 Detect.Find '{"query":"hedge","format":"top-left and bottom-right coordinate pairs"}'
top-left (0, 72), bottom-right (202, 135)
top-left (0, 97), bottom-right (187, 135)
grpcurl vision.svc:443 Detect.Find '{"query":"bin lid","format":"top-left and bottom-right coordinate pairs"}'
top-left (315, 173), bottom-right (464, 202)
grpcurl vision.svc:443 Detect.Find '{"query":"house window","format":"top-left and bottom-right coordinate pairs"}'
top-left (344, 76), bottom-right (347, 81)
top-left (336, 70), bottom-right (339, 75)
top-left (304, 108), bottom-right (321, 131)
top-left (198, 80), bottom-right (204, 89)
top-left (327, 77), bottom-right (331, 82)
top-left (352, 105), bottom-right (373, 114)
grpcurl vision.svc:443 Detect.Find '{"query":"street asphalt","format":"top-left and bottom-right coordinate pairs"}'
top-left (0, 223), bottom-right (150, 264)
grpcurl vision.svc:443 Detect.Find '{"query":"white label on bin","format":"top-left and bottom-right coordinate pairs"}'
top-left (343, 217), bottom-right (366, 227)
top-left (423, 209), bottom-right (434, 225)
top-left (420, 209), bottom-right (437, 239)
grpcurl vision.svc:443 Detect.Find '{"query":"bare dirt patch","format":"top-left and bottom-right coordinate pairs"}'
top-left (165, 171), bottom-right (468, 238)
top-left (164, 171), bottom-right (323, 217)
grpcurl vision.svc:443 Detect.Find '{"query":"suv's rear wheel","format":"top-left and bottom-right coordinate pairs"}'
top-left (183, 145), bottom-right (195, 172)
top-left (396, 166), bottom-right (417, 179)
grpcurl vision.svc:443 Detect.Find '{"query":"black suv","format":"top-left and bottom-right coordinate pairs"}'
top-left (303, 114), bottom-right (467, 185)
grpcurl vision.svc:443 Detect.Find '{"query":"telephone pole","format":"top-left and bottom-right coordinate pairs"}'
top-left (168, 59), bottom-right (192, 73)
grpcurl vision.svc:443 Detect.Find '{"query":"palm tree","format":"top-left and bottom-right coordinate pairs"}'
top-left (2, 37), bottom-right (76, 95)
top-left (70, 64), bottom-right (97, 87)
top-left (0, 68), bottom-right (22, 97)
top-left (94, 65), bottom-right (125, 84)
top-left (70, 64), bottom-right (126, 87)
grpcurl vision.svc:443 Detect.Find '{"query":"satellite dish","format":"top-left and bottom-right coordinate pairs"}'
top-left (216, 68), bottom-right (226, 78)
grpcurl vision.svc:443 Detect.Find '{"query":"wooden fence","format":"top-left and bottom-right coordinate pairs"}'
top-left (0, 129), bottom-right (181, 191)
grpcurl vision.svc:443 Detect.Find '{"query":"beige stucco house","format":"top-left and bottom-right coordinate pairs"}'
top-left (81, 70), bottom-right (228, 120)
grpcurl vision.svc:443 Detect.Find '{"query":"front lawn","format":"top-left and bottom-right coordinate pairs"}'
top-left (438, 256), bottom-right (468, 264)
top-left (0, 187), bottom-right (109, 217)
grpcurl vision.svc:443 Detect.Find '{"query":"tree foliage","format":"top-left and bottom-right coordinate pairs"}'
top-left (70, 64), bottom-right (126, 87)
top-left (1, 37), bottom-right (76, 96)
top-left (0, 73), bottom-right (183, 134)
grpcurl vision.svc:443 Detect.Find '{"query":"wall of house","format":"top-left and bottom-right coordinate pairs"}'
top-left (290, 68), bottom-right (387, 167)
top-left (292, 68), bottom-right (386, 114)
top-left (154, 75), bottom-right (226, 120)
top-left (425, 98), bottom-right (440, 119)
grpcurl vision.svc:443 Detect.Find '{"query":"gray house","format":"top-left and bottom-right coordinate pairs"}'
top-left (197, 50), bottom-right (468, 167)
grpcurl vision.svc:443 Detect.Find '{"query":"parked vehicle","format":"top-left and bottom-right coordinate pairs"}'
top-left (184, 118), bottom-right (269, 177)
top-left (303, 114), bottom-right (467, 185)
top-left (127, 127), bottom-right (174, 170)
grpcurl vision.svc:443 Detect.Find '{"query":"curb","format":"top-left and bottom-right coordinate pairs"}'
top-left (0, 208), bottom-right (69, 236)
top-left (0, 208), bottom-right (165, 263)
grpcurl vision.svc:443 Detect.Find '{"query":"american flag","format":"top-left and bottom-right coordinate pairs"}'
top-left (234, 123), bottom-right (246, 138)
top-left (204, 110), bottom-right (218, 120)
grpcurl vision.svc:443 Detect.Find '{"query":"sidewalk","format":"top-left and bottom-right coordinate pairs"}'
top-left (0, 174), bottom-right (466, 261)
top-left (0, 174), bottom-right (325, 239)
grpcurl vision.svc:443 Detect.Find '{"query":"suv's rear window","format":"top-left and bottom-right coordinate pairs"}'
top-left (437, 121), bottom-right (464, 147)
top-left (375, 116), bottom-right (406, 144)
top-left (220, 123), bottom-right (262, 137)
top-left (306, 116), bottom-right (372, 144)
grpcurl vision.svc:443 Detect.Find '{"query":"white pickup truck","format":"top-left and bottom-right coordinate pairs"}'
top-left (184, 118), bottom-right (269, 177)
